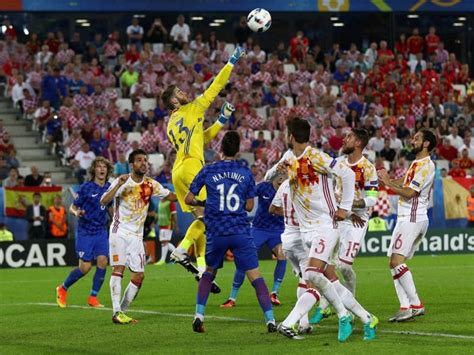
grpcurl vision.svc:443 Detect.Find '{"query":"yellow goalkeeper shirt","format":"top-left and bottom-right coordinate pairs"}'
top-left (167, 63), bottom-right (233, 170)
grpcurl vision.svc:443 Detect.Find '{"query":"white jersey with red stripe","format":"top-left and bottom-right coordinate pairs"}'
top-left (397, 156), bottom-right (435, 222)
top-left (106, 176), bottom-right (170, 237)
top-left (269, 146), bottom-right (355, 232)
top-left (335, 155), bottom-right (379, 221)
top-left (272, 179), bottom-right (299, 232)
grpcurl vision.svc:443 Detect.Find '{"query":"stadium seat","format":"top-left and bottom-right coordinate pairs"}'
top-left (256, 106), bottom-right (268, 120)
top-left (127, 132), bottom-right (142, 143)
top-left (383, 161), bottom-right (391, 171)
top-left (152, 43), bottom-right (164, 55)
top-left (436, 159), bottom-right (450, 171)
top-left (254, 130), bottom-right (272, 141)
top-left (18, 167), bottom-right (30, 177)
top-left (240, 152), bottom-right (255, 165)
top-left (106, 87), bottom-right (122, 98)
top-left (284, 96), bottom-right (294, 108)
top-left (148, 153), bottom-right (165, 171)
top-left (116, 98), bottom-right (132, 112)
top-left (140, 98), bottom-right (156, 112)
top-left (283, 64), bottom-right (296, 74)
top-left (330, 85), bottom-right (340, 96)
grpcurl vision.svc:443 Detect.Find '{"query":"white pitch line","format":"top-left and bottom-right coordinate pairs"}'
top-left (5, 302), bottom-right (474, 340)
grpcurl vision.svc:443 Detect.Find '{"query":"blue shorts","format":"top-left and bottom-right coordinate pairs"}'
top-left (252, 228), bottom-right (283, 251)
top-left (206, 234), bottom-right (259, 272)
top-left (75, 229), bottom-right (109, 262)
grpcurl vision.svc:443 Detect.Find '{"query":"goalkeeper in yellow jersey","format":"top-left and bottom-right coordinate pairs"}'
top-left (161, 46), bottom-right (245, 289)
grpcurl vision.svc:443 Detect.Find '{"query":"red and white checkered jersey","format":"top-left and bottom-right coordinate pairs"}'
top-left (398, 156), bottom-right (435, 222)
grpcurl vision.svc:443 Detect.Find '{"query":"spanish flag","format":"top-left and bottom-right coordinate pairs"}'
top-left (442, 178), bottom-right (471, 219)
top-left (3, 186), bottom-right (62, 217)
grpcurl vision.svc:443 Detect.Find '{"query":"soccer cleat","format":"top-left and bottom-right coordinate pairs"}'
top-left (87, 296), bottom-right (104, 308)
top-left (338, 315), bottom-right (353, 342)
top-left (410, 304), bottom-right (425, 318)
top-left (298, 325), bottom-right (313, 335)
top-left (56, 285), bottom-right (67, 308)
top-left (154, 260), bottom-right (166, 266)
top-left (220, 299), bottom-right (236, 308)
top-left (192, 317), bottom-right (205, 333)
top-left (267, 321), bottom-right (277, 333)
top-left (170, 249), bottom-right (191, 264)
top-left (270, 293), bottom-right (281, 306)
top-left (363, 315), bottom-right (379, 341)
top-left (397, 305), bottom-right (425, 322)
top-left (388, 308), bottom-right (409, 322)
top-left (277, 324), bottom-right (305, 340)
top-left (309, 307), bottom-right (331, 324)
top-left (194, 274), bottom-right (221, 294)
top-left (112, 311), bottom-right (136, 325)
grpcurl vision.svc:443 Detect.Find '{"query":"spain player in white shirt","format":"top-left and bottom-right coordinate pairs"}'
top-left (270, 178), bottom-right (313, 334)
top-left (378, 129), bottom-right (436, 322)
top-left (101, 149), bottom-right (177, 324)
top-left (268, 118), bottom-right (355, 341)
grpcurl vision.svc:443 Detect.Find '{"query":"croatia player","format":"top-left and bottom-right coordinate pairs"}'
top-left (185, 131), bottom-right (276, 333)
top-left (100, 149), bottom-right (177, 324)
top-left (378, 129), bottom-right (436, 322)
top-left (221, 173), bottom-right (286, 308)
top-left (161, 47), bottom-right (244, 279)
top-left (56, 157), bottom-right (113, 308)
top-left (269, 178), bottom-right (313, 334)
top-left (270, 118), bottom-right (355, 341)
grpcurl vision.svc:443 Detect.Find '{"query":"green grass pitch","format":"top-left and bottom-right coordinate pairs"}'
top-left (1, 254), bottom-right (473, 354)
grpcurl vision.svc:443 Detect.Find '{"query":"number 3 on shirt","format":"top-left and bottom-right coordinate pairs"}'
top-left (169, 118), bottom-right (193, 153)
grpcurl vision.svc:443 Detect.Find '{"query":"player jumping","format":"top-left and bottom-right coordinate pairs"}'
top-left (56, 157), bottom-right (114, 308)
top-left (378, 129), bottom-right (436, 322)
top-left (161, 46), bottom-right (244, 286)
top-left (100, 149), bottom-right (177, 324)
top-left (221, 173), bottom-right (287, 308)
top-left (185, 131), bottom-right (276, 333)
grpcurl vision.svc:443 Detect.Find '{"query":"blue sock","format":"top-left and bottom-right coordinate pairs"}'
top-left (251, 277), bottom-right (275, 323)
top-left (196, 272), bottom-right (214, 318)
top-left (272, 260), bottom-right (287, 294)
top-left (62, 268), bottom-right (85, 290)
top-left (90, 267), bottom-right (107, 297)
top-left (230, 269), bottom-right (245, 300)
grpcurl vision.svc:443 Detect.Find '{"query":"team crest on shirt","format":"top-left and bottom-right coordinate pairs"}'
top-left (113, 255), bottom-right (119, 262)
top-left (295, 157), bottom-right (319, 186)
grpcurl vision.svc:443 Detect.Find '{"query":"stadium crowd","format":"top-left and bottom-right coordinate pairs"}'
top-left (0, 15), bottom-right (473, 231)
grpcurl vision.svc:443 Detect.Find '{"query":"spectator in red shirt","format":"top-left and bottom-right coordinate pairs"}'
top-left (44, 32), bottom-right (60, 54)
top-left (124, 44), bottom-right (140, 64)
top-left (449, 159), bottom-right (466, 178)
top-left (395, 33), bottom-right (408, 58)
top-left (458, 149), bottom-right (473, 170)
top-left (425, 26), bottom-right (440, 55)
top-left (3, 19), bottom-right (16, 40)
top-left (328, 126), bottom-right (344, 152)
top-left (437, 138), bottom-right (458, 161)
top-left (289, 31), bottom-right (309, 63)
top-left (407, 28), bottom-right (424, 59)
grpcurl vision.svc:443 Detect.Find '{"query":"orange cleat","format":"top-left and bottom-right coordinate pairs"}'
top-left (220, 299), bottom-right (236, 308)
top-left (88, 296), bottom-right (104, 308)
top-left (56, 285), bottom-right (67, 308)
top-left (270, 293), bottom-right (281, 306)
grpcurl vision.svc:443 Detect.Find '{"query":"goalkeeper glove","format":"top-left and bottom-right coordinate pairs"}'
top-left (218, 102), bottom-right (235, 124)
top-left (228, 46), bottom-right (245, 65)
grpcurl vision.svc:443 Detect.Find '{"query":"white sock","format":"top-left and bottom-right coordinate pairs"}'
top-left (306, 268), bottom-right (348, 318)
top-left (159, 244), bottom-right (169, 262)
top-left (333, 280), bottom-right (371, 323)
top-left (392, 264), bottom-right (421, 306)
top-left (168, 243), bottom-right (176, 254)
top-left (390, 267), bottom-right (410, 309)
top-left (338, 263), bottom-right (357, 295)
top-left (282, 289), bottom-right (320, 327)
top-left (110, 272), bottom-right (123, 314)
top-left (120, 280), bottom-right (141, 312)
top-left (319, 295), bottom-right (329, 310)
top-left (296, 280), bottom-right (309, 328)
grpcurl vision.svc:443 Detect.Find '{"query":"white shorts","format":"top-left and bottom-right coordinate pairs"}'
top-left (302, 225), bottom-right (339, 264)
top-left (387, 220), bottom-right (429, 260)
top-left (159, 229), bottom-right (173, 242)
top-left (281, 229), bottom-right (308, 278)
top-left (337, 220), bottom-right (368, 265)
top-left (109, 232), bottom-right (146, 273)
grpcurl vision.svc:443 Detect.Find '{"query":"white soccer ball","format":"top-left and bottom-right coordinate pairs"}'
top-left (247, 8), bottom-right (272, 33)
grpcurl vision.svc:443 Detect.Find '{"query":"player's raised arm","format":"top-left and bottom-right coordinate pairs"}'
top-left (195, 47), bottom-right (245, 111)
top-left (100, 174), bottom-right (129, 206)
top-left (204, 102), bottom-right (235, 144)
